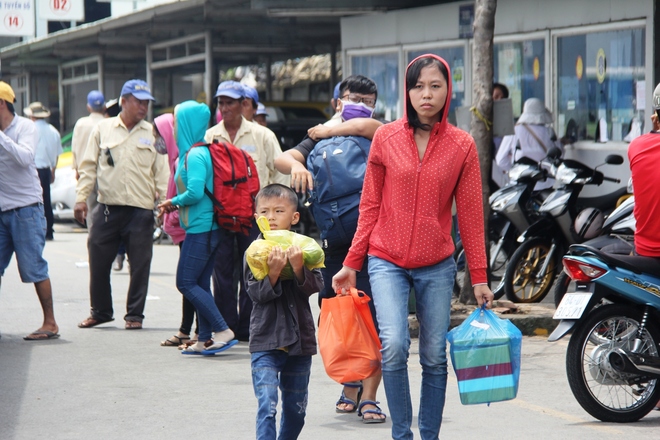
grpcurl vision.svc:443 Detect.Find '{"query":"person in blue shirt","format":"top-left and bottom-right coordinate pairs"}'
top-left (158, 100), bottom-right (237, 355)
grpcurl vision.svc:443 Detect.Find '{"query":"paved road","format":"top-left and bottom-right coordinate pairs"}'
top-left (2, 224), bottom-right (660, 440)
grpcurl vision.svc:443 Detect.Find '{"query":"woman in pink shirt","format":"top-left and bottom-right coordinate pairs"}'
top-left (333, 54), bottom-right (493, 440)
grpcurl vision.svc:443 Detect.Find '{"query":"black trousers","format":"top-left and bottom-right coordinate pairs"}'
top-left (37, 168), bottom-right (53, 239)
top-left (87, 204), bottom-right (154, 322)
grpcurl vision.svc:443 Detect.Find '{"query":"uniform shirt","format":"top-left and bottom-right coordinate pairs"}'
top-left (0, 115), bottom-right (42, 211)
top-left (204, 117), bottom-right (288, 189)
top-left (75, 116), bottom-right (169, 210)
top-left (71, 112), bottom-right (104, 171)
top-left (628, 131), bottom-right (660, 256)
top-left (33, 119), bottom-right (62, 169)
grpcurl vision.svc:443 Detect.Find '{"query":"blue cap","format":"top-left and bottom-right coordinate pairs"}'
top-left (256, 102), bottom-right (268, 116)
top-left (120, 79), bottom-right (155, 101)
top-left (214, 81), bottom-right (244, 99)
top-left (242, 84), bottom-right (259, 104)
top-left (333, 81), bottom-right (341, 100)
top-left (87, 90), bottom-right (105, 110)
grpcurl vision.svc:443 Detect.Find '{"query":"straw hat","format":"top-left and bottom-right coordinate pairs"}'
top-left (23, 102), bottom-right (51, 118)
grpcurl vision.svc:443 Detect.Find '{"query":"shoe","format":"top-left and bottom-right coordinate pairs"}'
top-left (357, 400), bottom-right (387, 424)
top-left (335, 385), bottom-right (363, 413)
top-left (201, 339), bottom-right (238, 356)
top-left (161, 335), bottom-right (190, 347)
top-left (113, 254), bottom-right (124, 271)
top-left (125, 321), bottom-right (142, 330)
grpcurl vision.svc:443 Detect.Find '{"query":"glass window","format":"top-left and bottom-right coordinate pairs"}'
top-left (351, 52), bottom-right (400, 121)
top-left (408, 47), bottom-right (466, 125)
top-left (494, 39), bottom-right (545, 118)
top-left (557, 28), bottom-right (645, 142)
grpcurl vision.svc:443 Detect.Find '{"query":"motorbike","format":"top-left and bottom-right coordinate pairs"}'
top-left (453, 152), bottom-right (559, 297)
top-left (549, 244), bottom-right (660, 422)
top-left (502, 153), bottom-right (626, 303)
top-left (552, 195), bottom-right (636, 307)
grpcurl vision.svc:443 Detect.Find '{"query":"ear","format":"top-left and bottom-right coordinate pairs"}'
top-left (335, 99), bottom-right (343, 114)
top-left (291, 211), bottom-right (300, 226)
top-left (254, 211), bottom-right (259, 220)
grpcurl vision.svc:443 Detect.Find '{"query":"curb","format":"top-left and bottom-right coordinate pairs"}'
top-left (408, 302), bottom-right (558, 338)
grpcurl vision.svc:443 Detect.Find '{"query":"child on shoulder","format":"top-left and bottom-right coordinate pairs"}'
top-left (244, 184), bottom-right (324, 440)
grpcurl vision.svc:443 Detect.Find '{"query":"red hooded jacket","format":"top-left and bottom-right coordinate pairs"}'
top-left (343, 54), bottom-right (487, 284)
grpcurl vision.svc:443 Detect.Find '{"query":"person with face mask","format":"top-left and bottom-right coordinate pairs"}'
top-left (274, 75), bottom-right (387, 424)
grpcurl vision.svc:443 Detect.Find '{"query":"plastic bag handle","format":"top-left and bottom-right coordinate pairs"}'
top-left (336, 287), bottom-right (380, 348)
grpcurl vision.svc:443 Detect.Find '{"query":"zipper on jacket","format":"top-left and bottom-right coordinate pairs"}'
top-left (322, 150), bottom-right (334, 188)
top-left (405, 137), bottom-right (424, 263)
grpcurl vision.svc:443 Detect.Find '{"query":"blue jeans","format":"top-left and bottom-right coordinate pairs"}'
top-left (0, 203), bottom-right (48, 282)
top-left (251, 350), bottom-right (311, 440)
top-left (368, 256), bottom-right (456, 440)
top-left (176, 228), bottom-right (229, 341)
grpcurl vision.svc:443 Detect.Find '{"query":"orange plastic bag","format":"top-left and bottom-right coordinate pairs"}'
top-left (318, 288), bottom-right (382, 384)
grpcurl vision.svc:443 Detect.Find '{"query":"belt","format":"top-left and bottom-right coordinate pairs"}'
top-left (0, 202), bottom-right (40, 213)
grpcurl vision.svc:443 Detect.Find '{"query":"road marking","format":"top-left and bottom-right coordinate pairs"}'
top-left (506, 398), bottom-right (624, 434)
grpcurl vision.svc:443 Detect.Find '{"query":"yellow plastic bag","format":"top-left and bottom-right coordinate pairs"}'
top-left (245, 216), bottom-right (325, 280)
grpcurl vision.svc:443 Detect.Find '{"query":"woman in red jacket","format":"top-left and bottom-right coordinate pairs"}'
top-left (333, 54), bottom-right (493, 439)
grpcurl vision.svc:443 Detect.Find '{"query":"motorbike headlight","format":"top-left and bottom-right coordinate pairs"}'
top-left (508, 164), bottom-right (532, 182)
top-left (555, 165), bottom-right (577, 185)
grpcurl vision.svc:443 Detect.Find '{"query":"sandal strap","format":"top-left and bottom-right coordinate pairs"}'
top-left (357, 400), bottom-right (382, 416)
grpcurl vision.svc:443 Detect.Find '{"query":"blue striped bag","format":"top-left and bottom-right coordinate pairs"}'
top-left (447, 306), bottom-right (522, 405)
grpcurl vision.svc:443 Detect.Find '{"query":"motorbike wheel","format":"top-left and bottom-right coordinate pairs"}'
top-left (453, 240), bottom-right (507, 300)
top-left (566, 304), bottom-right (660, 422)
top-left (553, 272), bottom-right (571, 308)
top-left (504, 237), bottom-right (557, 303)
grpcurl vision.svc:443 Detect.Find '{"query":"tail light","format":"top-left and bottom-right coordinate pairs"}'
top-left (562, 257), bottom-right (607, 282)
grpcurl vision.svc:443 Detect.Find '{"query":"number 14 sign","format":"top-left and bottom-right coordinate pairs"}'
top-left (37, 0), bottom-right (83, 21)
top-left (0, 0), bottom-right (35, 36)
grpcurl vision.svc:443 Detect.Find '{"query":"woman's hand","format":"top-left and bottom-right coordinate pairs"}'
top-left (332, 266), bottom-right (357, 295)
top-left (156, 199), bottom-right (176, 218)
top-left (473, 284), bottom-right (494, 308)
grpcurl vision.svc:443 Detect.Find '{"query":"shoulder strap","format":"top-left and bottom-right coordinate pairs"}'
top-left (522, 124), bottom-right (548, 153)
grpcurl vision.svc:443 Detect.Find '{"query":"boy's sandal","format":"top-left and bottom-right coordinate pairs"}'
top-left (357, 400), bottom-right (387, 424)
top-left (161, 335), bottom-right (190, 347)
top-left (335, 384), bottom-right (362, 413)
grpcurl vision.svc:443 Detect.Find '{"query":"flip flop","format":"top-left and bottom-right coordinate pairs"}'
top-left (24, 330), bottom-right (60, 341)
top-left (201, 339), bottom-right (238, 355)
top-left (161, 335), bottom-right (190, 347)
top-left (124, 321), bottom-right (142, 330)
top-left (78, 317), bottom-right (114, 328)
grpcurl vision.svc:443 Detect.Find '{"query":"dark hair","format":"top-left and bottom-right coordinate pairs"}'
top-left (255, 184), bottom-right (299, 210)
top-left (339, 75), bottom-right (378, 102)
top-left (406, 56), bottom-right (448, 131)
top-left (6, 101), bottom-right (15, 115)
top-left (493, 82), bottom-right (510, 99)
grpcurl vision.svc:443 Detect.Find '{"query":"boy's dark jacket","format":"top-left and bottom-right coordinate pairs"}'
top-left (244, 240), bottom-right (323, 355)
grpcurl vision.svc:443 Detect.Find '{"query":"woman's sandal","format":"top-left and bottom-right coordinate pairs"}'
top-left (335, 385), bottom-right (363, 413)
top-left (357, 400), bottom-right (387, 424)
top-left (161, 335), bottom-right (190, 347)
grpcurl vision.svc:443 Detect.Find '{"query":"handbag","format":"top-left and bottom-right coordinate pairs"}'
top-left (318, 287), bottom-right (382, 384)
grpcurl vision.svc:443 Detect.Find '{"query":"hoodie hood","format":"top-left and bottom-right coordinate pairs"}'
top-left (154, 113), bottom-right (175, 161)
top-left (175, 100), bottom-right (211, 156)
top-left (404, 54), bottom-right (452, 132)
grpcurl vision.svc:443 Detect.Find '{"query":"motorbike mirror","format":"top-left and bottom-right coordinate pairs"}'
top-left (604, 154), bottom-right (624, 165)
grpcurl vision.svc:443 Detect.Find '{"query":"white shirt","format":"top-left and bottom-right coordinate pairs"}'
top-left (33, 119), bottom-right (62, 169)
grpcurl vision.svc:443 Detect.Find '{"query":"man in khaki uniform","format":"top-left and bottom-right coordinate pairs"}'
top-left (74, 79), bottom-right (168, 330)
top-left (71, 90), bottom-right (105, 230)
top-left (204, 81), bottom-right (287, 341)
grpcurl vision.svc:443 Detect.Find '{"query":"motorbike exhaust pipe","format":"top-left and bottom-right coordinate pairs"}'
top-left (609, 349), bottom-right (660, 379)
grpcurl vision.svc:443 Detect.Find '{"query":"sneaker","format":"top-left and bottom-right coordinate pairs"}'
top-left (113, 254), bottom-right (124, 271)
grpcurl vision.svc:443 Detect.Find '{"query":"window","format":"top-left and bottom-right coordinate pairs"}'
top-left (556, 28), bottom-right (645, 142)
top-left (350, 52), bottom-right (400, 121)
top-left (494, 39), bottom-right (545, 118)
top-left (408, 47), bottom-right (466, 125)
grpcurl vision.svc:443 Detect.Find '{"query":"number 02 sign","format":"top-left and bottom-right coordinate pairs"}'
top-left (37, 0), bottom-right (83, 20)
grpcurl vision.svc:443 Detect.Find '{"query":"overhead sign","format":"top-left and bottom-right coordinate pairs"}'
top-left (0, 0), bottom-right (35, 37)
top-left (38, 0), bottom-right (84, 21)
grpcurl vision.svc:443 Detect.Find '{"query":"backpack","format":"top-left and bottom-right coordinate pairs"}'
top-left (306, 136), bottom-right (371, 249)
top-left (188, 142), bottom-right (260, 235)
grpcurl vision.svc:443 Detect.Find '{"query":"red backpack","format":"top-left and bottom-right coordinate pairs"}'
top-left (189, 141), bottom-right (260, 235)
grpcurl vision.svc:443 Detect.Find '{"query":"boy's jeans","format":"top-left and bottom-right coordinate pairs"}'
top-left (251, 350), bottom-right (312, 440)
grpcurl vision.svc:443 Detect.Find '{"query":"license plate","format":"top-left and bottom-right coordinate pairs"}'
top-left (553, 292), bottom-right (593, 320)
